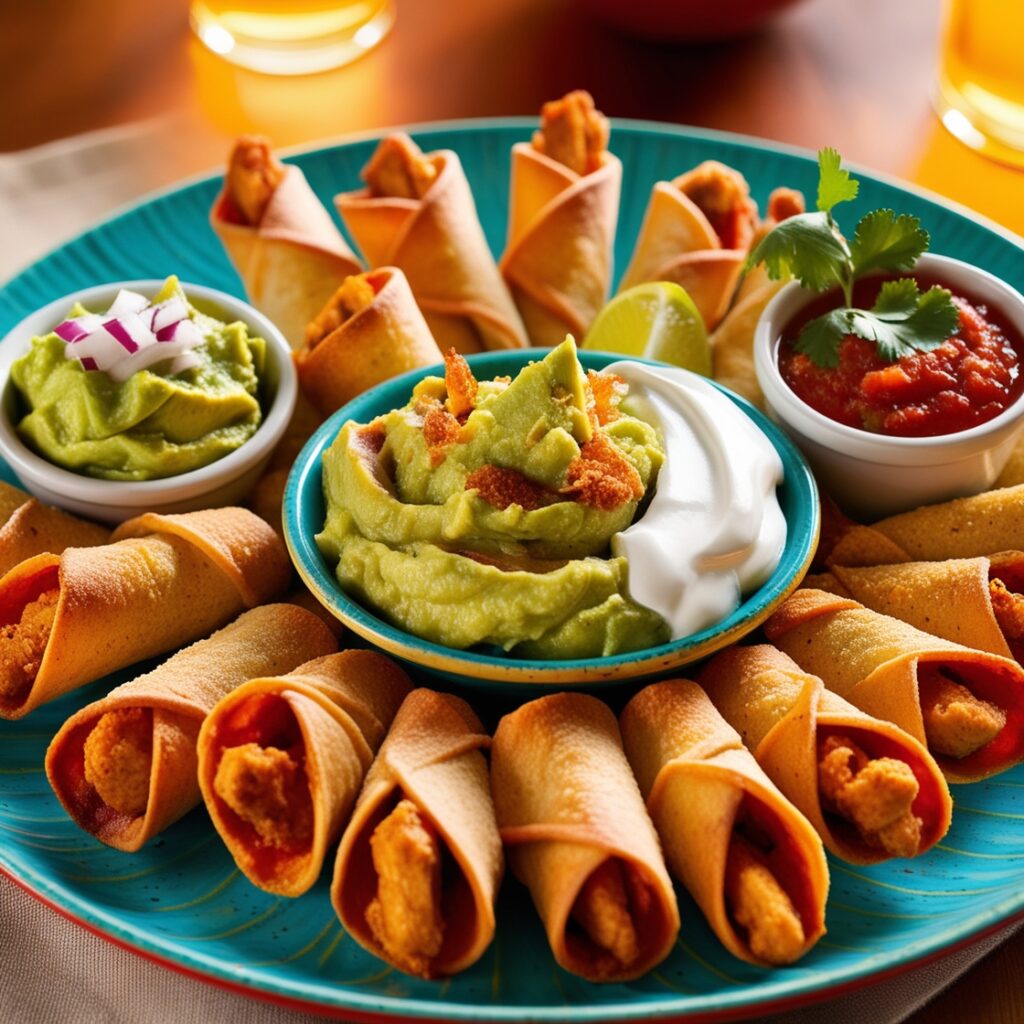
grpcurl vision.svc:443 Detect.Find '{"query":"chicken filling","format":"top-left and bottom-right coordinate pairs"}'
top-left (305, 274), bottom-right (377, 349)
top-left (817, 734), bottom-right (922, 857)
top-left (213, 742), bottom-right (313, 849)
top-left (0, 589), bottom-right (57, 703)
top-left (569, 858), bottom-right (650, 972)
top-left (366, 798), bottom-right (445, 978)
top-left (364, 134), bottom-right (438, 200)
top-left (82, 707), bottom-right (153, 817)
top-left (676, 161), bottom-right (758, 250)
top-left (918, 667), bottom-right (1007, 759)
top-left (226, 135), bottom-right (286, 225)
top-left (724, 832), bottom-right (805, 965)
top-left (989, 577), bottom-right (1024, 642)
top-left (532, 89), bottom-right (609, 176)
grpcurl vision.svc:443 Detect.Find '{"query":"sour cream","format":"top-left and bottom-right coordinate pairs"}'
top-left (609, 362), bottom-right (787, 640)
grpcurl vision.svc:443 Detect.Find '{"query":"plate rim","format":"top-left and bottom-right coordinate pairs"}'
top-left (3, 116), bottom-right (1024, 1022)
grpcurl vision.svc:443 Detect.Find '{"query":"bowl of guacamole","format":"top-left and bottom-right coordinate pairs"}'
top-left (0, 278), bottom-right (296, 524)
top-left (284, 342), bottom-right (819, 689)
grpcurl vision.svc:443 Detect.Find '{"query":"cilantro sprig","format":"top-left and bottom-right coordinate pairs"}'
top-left (747, 148), bottom-right (959, 367)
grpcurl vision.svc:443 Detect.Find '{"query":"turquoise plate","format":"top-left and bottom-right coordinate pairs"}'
top-left (283, 348), bottom-right (818, 690)
top-left (2, 120), bottom-right (1024, 1022)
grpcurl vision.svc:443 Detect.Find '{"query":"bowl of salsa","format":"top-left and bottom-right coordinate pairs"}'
top-left (754, 253), bottom-right (1024, 519)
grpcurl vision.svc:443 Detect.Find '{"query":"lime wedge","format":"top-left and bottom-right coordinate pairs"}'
top-left (582, 282), bottom-right (711, 375)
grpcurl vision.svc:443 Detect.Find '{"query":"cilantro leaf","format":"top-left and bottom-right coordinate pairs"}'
top-left (816, 147), bottom-right (859, 214)
top-left (795, 279), bottom-right (960, 367)
top-left (745, 211), bottom-right (851, 292)
top-left (794, 309), bottom-right (853, 368)
top-left (850, 210), bottom-right (929, 277)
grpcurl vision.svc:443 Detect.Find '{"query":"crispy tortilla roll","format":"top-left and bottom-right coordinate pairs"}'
top-left (295, 268), bottom-right (443, 416)
top-left (500, 91), bottom-right (622, 347)
top-left (709, 187), bottom-right (805, 407)
top-left (45, 604), bottom-right (337, 851)
top-left (0, 481), bottom-right (109, 576)
top-left (816, 554), bottom-right (1024, 665)
top-left (620, 680), bottom-right (827, 966)
top-left (491, 693), bottom-right (679, 982)
top-left (331, 689), bottom-right (503, 979)
top-left (211, 135), bottom-right (362, 348)
top-left (0, 507), bottom-right (290, 719)
top-left (828, 484), bottom-right (1024, 567)
top-left (336, 133), bottom-right (527, 354)
top-left (618, 161), bottom-right (759, 330)
top-left (698, 646), bottom-right (952, 864)
top-left (198, 650), bottom-right (410, 896)
top-left (765, 589), bottom-right (1024, 782)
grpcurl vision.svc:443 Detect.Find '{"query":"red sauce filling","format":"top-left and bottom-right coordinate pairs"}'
top-left (778, 275), bottom-right (1024, 437)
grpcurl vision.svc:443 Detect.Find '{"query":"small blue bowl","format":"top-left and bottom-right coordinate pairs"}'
top-left (284, 349), bottom-right (819, 690)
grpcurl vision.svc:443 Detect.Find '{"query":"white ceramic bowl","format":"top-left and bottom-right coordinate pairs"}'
top-left (754, 253), bottom-right (1024, 519)
top-left (0, 280), bottom-right (296, 524)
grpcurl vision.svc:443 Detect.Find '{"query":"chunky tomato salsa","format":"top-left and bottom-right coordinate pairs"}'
top-left (778, 275), bottom-right (1024, 437)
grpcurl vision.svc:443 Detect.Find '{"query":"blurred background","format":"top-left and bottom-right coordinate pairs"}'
top-left (0, 0), bottom-right (1021, 280)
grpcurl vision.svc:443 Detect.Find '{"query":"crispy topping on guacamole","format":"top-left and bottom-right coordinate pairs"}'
top-left (10, 277), bottom-right (265, 482)
top-left (316, 339), bottom-right (670, 658)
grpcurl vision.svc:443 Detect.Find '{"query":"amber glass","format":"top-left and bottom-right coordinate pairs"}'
top-left (936, 0), bottom-right (1024, 166)
top-left (190, 0), bottom-right (394, 75)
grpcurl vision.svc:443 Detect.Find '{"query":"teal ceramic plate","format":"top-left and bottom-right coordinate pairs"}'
top-left (2, 120), bottom-right (1024, 1023)
top-left (284, 348), bottom-right (818, 690)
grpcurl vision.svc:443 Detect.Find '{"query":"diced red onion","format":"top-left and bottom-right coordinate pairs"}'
top-left (54, 320), bottom-right (89, 343)
top-left (80, 356), bottom-right (99, 371)
top-left (103, 318), bottom-right (139, 353)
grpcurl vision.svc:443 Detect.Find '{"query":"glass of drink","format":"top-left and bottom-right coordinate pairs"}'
top-left (190, 0), bottom-right (395, 75)
top-left (936, 0), bottom-right (1024, 167)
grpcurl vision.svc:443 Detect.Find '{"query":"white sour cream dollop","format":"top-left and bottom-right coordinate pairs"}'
top-left (609, 362), bottom-right (787, 640)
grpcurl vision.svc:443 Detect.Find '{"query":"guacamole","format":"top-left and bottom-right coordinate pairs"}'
top-left (10, 278), bottom-right (265, 482)
top-left (316, 339), bottom-right (671, 659)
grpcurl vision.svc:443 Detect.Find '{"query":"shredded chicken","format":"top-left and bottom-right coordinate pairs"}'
top-left (677, 160), bottom-right (758, 250)
top-left (766, 187), bottom-right (806, 225)
top-left (724, 834), bottom-right (805, 965)
top-left (562, 432), bottom-right (643, 511)
top-left (817, 734), bottom-right (922, 857)
top-left (366, 799), bottom-right (444, 978)
top-left (532, 90), bottom-right (609, 176)
top-left (305, 274), bottom-right (377, 349)
top-left (0, 589), bottom-right (57, 702)
top-left (990, 577), bottom-right (1024, 641)
top-left (226, 135), bottom-right (286, 225)
top-left (444, 348), bottom-right (478, 419)
top-left (571, 859), bottom-right (640, 970)
top-left (363, 134), bottom-right (438, 199)
top-left (83, 708), bottom-right (153, 817)
top-left (213, 743), bottom-right (312, 848)
top-left (465, 465), bottom-right (552, 511)
top-left (586, 369), bottom-right (626, 428)
top-left (918, 668), bottom-right (1007, 759)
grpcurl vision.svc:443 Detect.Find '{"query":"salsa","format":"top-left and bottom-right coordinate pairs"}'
top-left (778, 275), bottom-right (1024, 437)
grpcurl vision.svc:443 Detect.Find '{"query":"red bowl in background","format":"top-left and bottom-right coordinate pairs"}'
top-left (579, 0), bottom-right (807, 42)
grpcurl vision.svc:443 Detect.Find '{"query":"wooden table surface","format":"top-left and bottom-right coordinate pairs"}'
top-left (2, 0), bottom-right (1023, 1021)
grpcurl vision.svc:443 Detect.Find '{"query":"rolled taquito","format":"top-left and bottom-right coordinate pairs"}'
top-left (710, 188), bottom-right (805, 407)
top-left (46, 603), bottom-right (337, 851)
top-left (332, 688), bottom-right (503, 979)
top-left (0, 507), bottom-right (290, 718)
top-left (620, 680), bottom-right (828, 966)
top-left (336, 133), bottom-right (527, 354)
top-left (698, 645), bottom-right (952, 864)
top-left (491, 692), bottom-right (679, 982)
top-left (765, 588), bottom-right (1024, 782)
top-left (295, 268), bottom-right (443, 416)
top-left (618, 161), bottom-right (758, 330)
top-left (810, 553), bottom-right (1024, 665)
top-left (198, 649), bottom-right (410, 896)
top-left (828, 484), bottom-right (1024, 567)
top-left (210, 136), bottom-right (362, 348)
top-left (500, 91), bottom-right (622, 347)
top-left (0, 481), bottom-right (109, 576)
